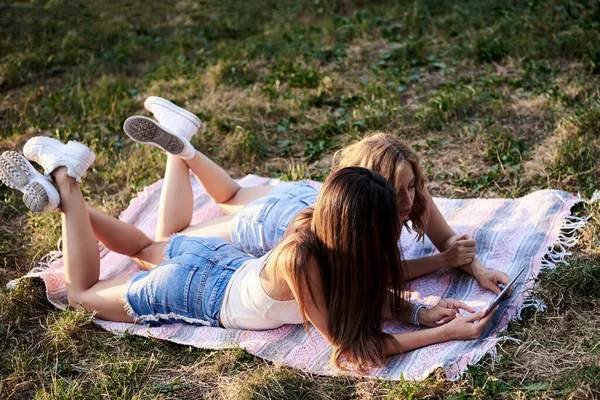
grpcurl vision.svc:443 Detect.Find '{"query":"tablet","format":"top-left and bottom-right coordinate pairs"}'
top-left (483, 268), bottom-right (525, 317)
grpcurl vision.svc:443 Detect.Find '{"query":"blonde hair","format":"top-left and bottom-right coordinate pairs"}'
top-left (332, 132), bottom-right (429, 240)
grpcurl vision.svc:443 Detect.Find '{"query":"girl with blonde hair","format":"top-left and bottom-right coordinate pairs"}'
top-left (119, 98), bottom-right (509, 294)
top-left (0, 133), bottom-right (495, 371)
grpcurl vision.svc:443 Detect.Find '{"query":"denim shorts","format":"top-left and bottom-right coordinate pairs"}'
top-left (230, 182), bottom-right (319, 257)
top-left (125, 236), bottom-right (254, 327)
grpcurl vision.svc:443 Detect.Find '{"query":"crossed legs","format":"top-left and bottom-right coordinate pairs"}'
top-left (86, 149), bottom-right (272, 270)
top-left (153, 152), bottom-right (272, 241)
top-left (85, 98), bottom-right (273, 270)
top-left (56, 167), bottom-right (138, 322)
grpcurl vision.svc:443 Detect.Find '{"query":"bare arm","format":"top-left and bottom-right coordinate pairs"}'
top-left (286, 257), bottom-right (496, 364)
top-left (404, 253), bottom-right (451, 280)
top-left (383, 308), bottom-right (497, 356)
top-left (405, 190), bottom-right (509, 293)
top-left (404, 194), bottom-right (476, 279)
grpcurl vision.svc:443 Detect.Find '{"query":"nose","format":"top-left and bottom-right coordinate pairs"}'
top-left (397, 188), bottom-right (411, 208)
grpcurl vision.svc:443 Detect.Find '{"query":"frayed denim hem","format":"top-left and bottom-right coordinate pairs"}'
top-left (163, 233), bottom-right (184, 261)
top-left (123, 270), bottom-right (147, 320)
top-left (133, 312), bottom-right (215, 327)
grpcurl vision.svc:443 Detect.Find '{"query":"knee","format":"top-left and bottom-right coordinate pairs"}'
top-left (67, 290), bottom-right (86, 310)
top-left (130, 240), bottom-right (156, 258)
top-left (131, 241), bottom-right (165, 267)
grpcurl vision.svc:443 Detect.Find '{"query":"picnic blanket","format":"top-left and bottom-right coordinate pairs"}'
top-left (8, 174), bottom-right (593, 380)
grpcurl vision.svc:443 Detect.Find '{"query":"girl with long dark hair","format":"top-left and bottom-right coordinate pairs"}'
top-left (1, 131), bottom-right (495, 370)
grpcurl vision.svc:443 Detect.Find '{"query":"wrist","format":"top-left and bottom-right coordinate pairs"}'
top-left (438, 320), bottom-right (453, 338)
top-left (439, 234), bottom-right (458, 252)
top-left (411, 303), bottom-right (428, 326)
top-left (417, 306), bottom-right (428, 326)
top-left (462, 260), bottom-right (486, 277)
top-left (437, 250), bottom-right (451, 269)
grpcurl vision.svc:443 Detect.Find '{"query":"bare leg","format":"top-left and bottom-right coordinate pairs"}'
top-left (178, 213), bottom-right (235, 240)
top-left (184, 150), bottom-right (241, 204)
top-left (217, 186), bottom-right (274, 214)
top-left (155, 151), bottom-right (243, 241)
top-left (155, 149), bottom-right (273, 238)
top-left (87, 207), bottom-right (165, 270)
top-left (54, 167), bottom-right (134, 322)
top-left (184, 150), bottom-right (274, 213)
top-left (156, 155), bottom-right (194, 241)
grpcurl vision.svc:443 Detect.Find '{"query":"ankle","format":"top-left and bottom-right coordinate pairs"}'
top-left (53, 167), bottom-right (78, 188)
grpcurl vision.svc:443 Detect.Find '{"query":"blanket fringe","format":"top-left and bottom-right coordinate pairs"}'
top-left (515, 197), bottom-right (592, 321)
top-left (5, 238), bottom-right (63, 290)
top-left (590, 189), bottom-right (600, 204)
top-left (30, 237), bottom-right (64, 273)
top-left (454, 190), bottom-right (597, 380)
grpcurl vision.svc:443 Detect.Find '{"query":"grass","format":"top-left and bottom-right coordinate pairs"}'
top-left (1, 0), bottom-right (599, 398)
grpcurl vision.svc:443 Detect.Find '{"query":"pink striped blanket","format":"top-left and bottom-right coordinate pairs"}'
top-left (11, 175), bottom-right (587, 380)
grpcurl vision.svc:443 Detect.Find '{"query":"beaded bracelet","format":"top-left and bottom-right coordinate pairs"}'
top-left (410, 303), bottom-right (427, 326)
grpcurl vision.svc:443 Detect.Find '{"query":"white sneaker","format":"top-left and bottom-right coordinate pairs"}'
top-left (144, 96), bottom-right (204, 140)
top-left (123, 116), bottom-right (196, 160)
top-left (0, 151), bottom-right (60, 212)
top-left (23, 137), bottom-right (96, 182)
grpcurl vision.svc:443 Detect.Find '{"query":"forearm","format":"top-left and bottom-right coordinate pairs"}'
top-left (437, 233), bottom-right (459, 252)
top-left (423, 191), bottom-right (458, 252)
top-left (458, 256), bottom-right (487, 278)
top-left (404, 254), bottom-right (448, 280)
top-left (383, 325), bottom-right (449, 356)
top-left (384, 298), bottom-right (429, 325)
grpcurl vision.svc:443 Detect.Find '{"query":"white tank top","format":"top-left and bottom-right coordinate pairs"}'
top-left (219, 252), bottom-right (303, 330)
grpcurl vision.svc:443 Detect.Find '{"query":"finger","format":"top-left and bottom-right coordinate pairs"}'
top-left (485, 281), bottom-right (502, 295)
top-left (478, 306), bottom-right (499, 326)
top-left (436, 299), bottom-right (449, 308)
top-left (436, 316), bottom-right (454, 324)
top-left (450, 300), bottom-right (476, 313)
top-left (497, 272), bottom-right (510, 286)
top-left (457, 234), bottom-right (469, 240)
top-left (462, 310), bottom-right (486, 322)
top-left (459, 239), bottom-right (476, 248)
top-left (437, 310), bottom-right (457, 324)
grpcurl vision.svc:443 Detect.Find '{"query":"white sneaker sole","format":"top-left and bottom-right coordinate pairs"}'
top-left (23, 136), bottom-right (96, 182)
top-left (123, 116), bottom-right (187, 155)
top-left (144, 96), bottom-right (205, 132)
top-left (0, 151), bottom-right (60, 212)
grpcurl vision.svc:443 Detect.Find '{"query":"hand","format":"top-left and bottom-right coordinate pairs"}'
top-left (419, 299), bottom-right (476, 327)
top-left (442, 234), bottom-right (477, 268)
top-left (444, 307), bottom-right (498, 341)
top-left (476, 269), bottom-right (510, 295)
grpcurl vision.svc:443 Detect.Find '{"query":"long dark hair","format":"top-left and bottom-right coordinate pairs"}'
top-left (279, 167), bottom-right (406, 371)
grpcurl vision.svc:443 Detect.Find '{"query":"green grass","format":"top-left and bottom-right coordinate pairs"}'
top-left (1, 0), bottom-right (600, 398)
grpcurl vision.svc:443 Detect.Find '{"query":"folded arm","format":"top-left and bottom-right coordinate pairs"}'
top-left (383, 307), bottom-right (497, 356)
top-left (287, 257), bottom-right (498, 364)
top-left (404, 190), bottom-right (509, 293)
